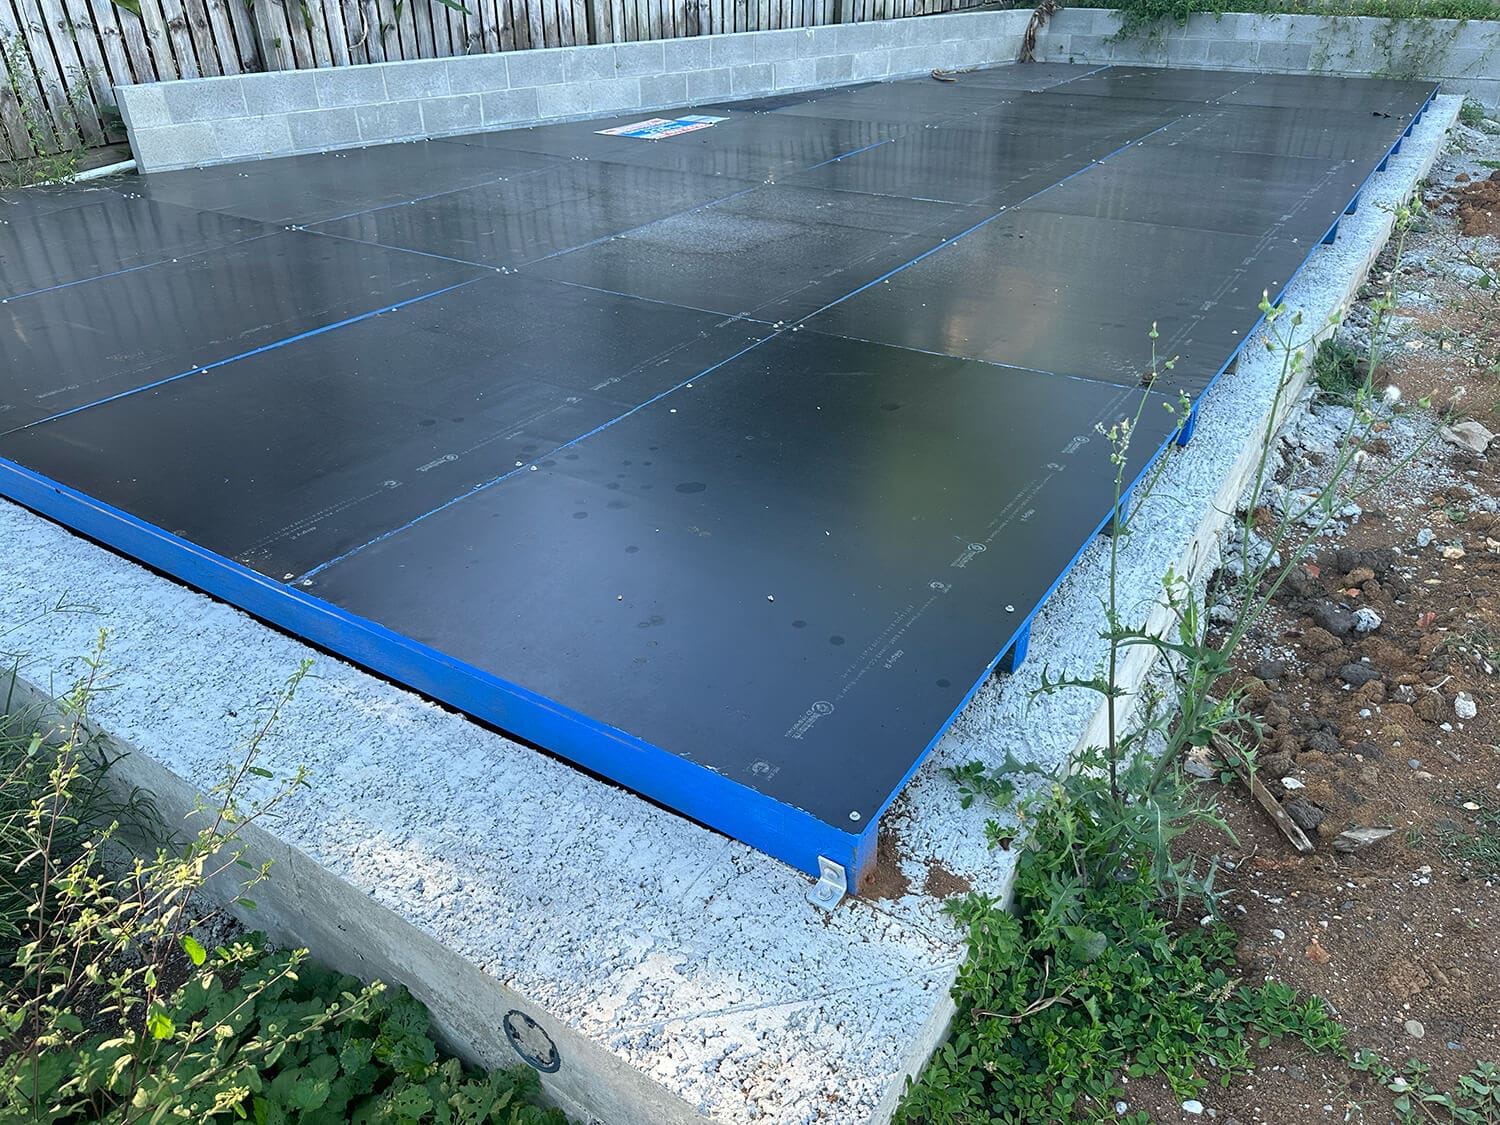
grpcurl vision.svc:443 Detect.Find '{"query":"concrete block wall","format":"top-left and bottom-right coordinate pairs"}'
top-left (1034, 8), bottom-right (1500, 105)
top-left (115, 10), bottom-right (1034, 172)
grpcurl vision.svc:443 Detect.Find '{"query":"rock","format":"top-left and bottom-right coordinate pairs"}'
top-left (1442, 544), bottom-right (1467, 560)
top-left (1442, 420), bottom-right (1495, 455)
top-left (1455, 692), bottom-right (1477, 720)
top-left (1334, 826), bottom-right (1394, 852)
top-left (1259, 751), bottom-right (1295, 779)
top-left (1285, 797), bottom-right (1326, 832)
top-left (1357, 680), bottom-right (1387, 706)
top-left (1345, 566), bottom-right (1377, 585)
top-left (1263, 700), bottom-right (1292, 727)
top-left (1305, 728), bottom-right (1340, 755)
top-left (1405, 1020), bottom-right (1426, 1040)
top-left (1303, 626), bottom-right (1343, 654)
top-left (1254, 658), bottom-right (1288, 682)
top-left (1354, 607), bottom-right (1383, 633)
top-left (1393, 684), bottom-right (1418, 704)
top-left (1183, 1100), bottom-right (1205, 1116)
top-left (1340, 663), bottom-right (1381, 687)
top-left (1417, 528), bottom-right (1435, 548)
top-left (1415, 693), bottom-right (1445, 723)
top-left (1281, 776), bottom-right (1306, 790)
top-left (1312, 602), bottom-right (1358, 637)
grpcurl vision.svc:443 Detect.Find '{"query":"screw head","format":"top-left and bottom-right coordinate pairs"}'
top-left (849, 811), bottom-right (861, 822)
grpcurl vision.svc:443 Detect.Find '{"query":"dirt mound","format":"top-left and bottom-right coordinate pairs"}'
top-left (1448, 169), bottom-right (1500, 237)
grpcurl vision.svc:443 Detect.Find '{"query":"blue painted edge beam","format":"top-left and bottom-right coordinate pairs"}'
top-left (998, 621), bottom-right (1032, 673)
top-left (0, 455), bottom-right (875, 883)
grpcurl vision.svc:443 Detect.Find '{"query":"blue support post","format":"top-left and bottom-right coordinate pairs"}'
top-left (1345, 191), bottom-right (1360, 215)
top-left (998, 620), bottom-right (1032, 673)
top-left (1175, 399), bottom-right (1200, 447)
top-left (1321, 219), bottom-right (1339, 245)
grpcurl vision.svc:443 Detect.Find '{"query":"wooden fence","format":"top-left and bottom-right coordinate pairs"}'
top-left (0, 0), bottom-right (996, 159)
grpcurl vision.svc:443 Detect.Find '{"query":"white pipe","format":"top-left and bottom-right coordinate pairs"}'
top-left (72, 159), bottom-right (137, 181)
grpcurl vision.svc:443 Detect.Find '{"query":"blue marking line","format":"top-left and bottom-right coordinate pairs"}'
top-left (14, 278), bottom-right (486, 434)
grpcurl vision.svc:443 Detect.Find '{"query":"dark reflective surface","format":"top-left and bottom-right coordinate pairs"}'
top-left (1, 188), bottom-right (272, 298)
top-left (307, 331), bottom-right (1178, 824)
top-left (0, 230), bottom-right (487, 428)
top-left (527, 183), bottom-right (972, 318)
top-left (310, 161), bottom-right (762, 267)
top-left (111, 140), bottom-right (567, 225)
top-left (0, 64), bottom-right (1437, 848)
top-left (805, 209), bottom-right (1309, 395)
top-left (1, 275), bottom-right (763, 576)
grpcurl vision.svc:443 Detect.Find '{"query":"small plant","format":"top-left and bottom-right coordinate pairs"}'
top-left (1350, 1052), bottom-right (1500, 1124)
top-left (0, 37), bottom-right (89, 189)
top-left (1459, 99), bottom-right (1489, 128)
top-left (0, 642), bottom-right (566, 1123)
top-left (1313, 337), bottom-right (1367, 399)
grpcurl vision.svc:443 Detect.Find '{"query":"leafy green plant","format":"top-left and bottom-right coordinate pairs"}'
top-left (1459, 99), bottom-right (1489, 129)
top-left (0, 645), bottom-right (565, 1124)
top-left (1351, 1052), bottom-right (1500, 1124)
top-left (1313, 336), bottom-right (1366, 399)
top-left (0, 37), bottom-right (89, 189)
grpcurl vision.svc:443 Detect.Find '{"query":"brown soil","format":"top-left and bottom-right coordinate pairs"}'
top-left (1119, 126), bottom-right (1500, 1124)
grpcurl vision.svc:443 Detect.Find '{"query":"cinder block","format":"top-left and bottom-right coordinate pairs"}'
top-left (1066, 34), bottom-right (1111, 63)
top-left (590, 77), bottom-right (641, 113)
top-left (565, 45), bottom-right (618, 84)
top-left (638, 71), bottom-right (688, 108)
top-left (481, 86), bottom-right (540, 125)
top-left (285, 106), bottom-right (362, 152)
top-left (130, 122), bottom-right (223, 171)
top-left (1165, 36), bottom-right (1209, 65)
top-left (535, 81), bottom-right (593, 119)
top-left (161, 76), bottom-right (246, 124)
top-left (217, 115), bottom-right (293, 160)
top-left (711, 35), bottom-right (756, 67)
top-left (241, 71), bottom-right (319, 116)
top-left (1457, 77), bottom-right (1500, 108)
top-left (888, 44), bottom-right (943, 76)
top-left (421, 93), bottom-right (484, 135)
top-left (1255, 39), bottom-right (1313, 71)
top-left (731, 62), bottom-right (774, 94)
top-left (773, 57), bottom-right (817, 91)
top-left (446, 55), bottom-right (511, 95)
top-left (1205, 37), bottom-right (1256, 69)
top-left (506, 49), bottom-right (566, 88)
top-left (384, 59), bottom-right (452, 100)
top-left (814, 54), bottom-right (854, 84)
top-left (614, 41), bottom-right (666, 76)
top-left (752, 30), bottom-right (804, 62)
top-left (850, 48), bottom-right (890, 81)
top-left (662, 37), bottom-right (712, 72)
top-left (116, 84), bottom-right (169, 132)
top-left (315, 66), bottom-right (387, 109)
top-left (1453, 20), bottom-right (1500, 52)
top-left (356, 99), bottom-right (424, 141)
top-left (685, 66), bottom-right (733, 101)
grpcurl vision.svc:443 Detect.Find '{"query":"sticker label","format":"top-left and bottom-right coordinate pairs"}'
top-left (596, 115), bottom-right (728, 140)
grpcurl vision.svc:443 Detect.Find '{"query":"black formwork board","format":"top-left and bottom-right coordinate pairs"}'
top-left (804, 209), bottom-right (1312, 397)
top-left (527, 183), bottom-right (973, 319)
top-left (0, 275), bottom-right (766, 577)
top-left (0, 65), bottom-right (1439, 880)
top-left (303, 332), bottom-right (1179, 829)
top-left (0, 230), bottom-right (487, 428)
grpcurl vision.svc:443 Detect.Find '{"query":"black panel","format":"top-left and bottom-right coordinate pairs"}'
top-left (438, 111), bottom-right (901, 178)
top-left (307, 331), bottom-right (1179, 825)
top-left (0, 275), bottom-right (762, 577)
top-left (1061, 65), bottom-right (1256, 103)
top-left (109, 140), bottom-right (566, 225)
top-left (936, 61), bottom-right (1104, 91)
top-left (782, 124), bottom-right (1099, 206)
top-left (1, 189), bottom-right (271, 298)
top-left (0, 230), bottom-right (487, 428)
top-left (309, 161), bottom-right (761, 267)
top-left (805, 209), bottom-right (1308, 396)
top-left (1174, 102), bottom-right (1418, 161)
top-left (1224, 71), bottom-right (1437, 115)
top-left (1027, 134), bottom-right (1368, 235)
top-left (526, 183), bottom-right (972, 318)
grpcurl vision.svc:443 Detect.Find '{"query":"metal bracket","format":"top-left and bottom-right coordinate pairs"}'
top-left (806, 856), bottom-right (848, 910)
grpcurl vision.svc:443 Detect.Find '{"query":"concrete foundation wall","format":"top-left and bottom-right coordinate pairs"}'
top-left (115, 10), bottom-right (1033, 172)
top-left (1035, 8), bottom-right (1500, 105)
